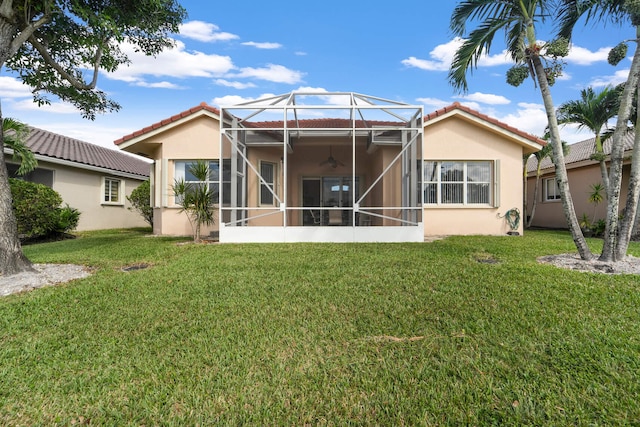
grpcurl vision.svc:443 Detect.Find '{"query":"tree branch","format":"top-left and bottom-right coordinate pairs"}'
top-left (28, 34), bottom-right (102, 90)
top-left (9, 14), bottom-right (49, 57)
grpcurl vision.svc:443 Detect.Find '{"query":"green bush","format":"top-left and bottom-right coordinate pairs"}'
top-left (127, 180), bottom-right (153, 226)
top-left (55, 204), bottom-right (81, 234)
top-left (9, 178), bottom-right (80, 239)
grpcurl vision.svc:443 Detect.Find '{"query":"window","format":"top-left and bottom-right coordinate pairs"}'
top-left (174, 160), bottom-right (231, 205)
top-left (423, 161), bottom-right (493, 205)
top-left (544, 177), bottom-right (561, 201)
top-left (103, 177), bottom-right (123, 204)
top-left (6, 164), bottom-right (54, 188)
top-left (259, 161), bottom-right (276, 205)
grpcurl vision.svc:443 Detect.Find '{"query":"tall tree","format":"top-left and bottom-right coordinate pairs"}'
top-left (1, 116), bottom-right (37, 274)
top-left (558, 0), bottom-right (640, 261)
top-left (449, 0), bottom-right (593, 260)
top-left (0, 0), bottom-right (186, 275)
top-left (556, 85), bottom-right (622, 195)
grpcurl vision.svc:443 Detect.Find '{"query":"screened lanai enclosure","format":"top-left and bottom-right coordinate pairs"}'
top-left (219, 92), bottom-right (424, 242)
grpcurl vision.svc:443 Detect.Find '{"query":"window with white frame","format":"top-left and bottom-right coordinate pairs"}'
top-left (423, 161), bottom-right (493, 205)
top-left (544, 177), bottom-right (561, 201)
top-left (174, 160), bottom-right (231, 205)
top-left (259, 161), bottom-right (276, 205)
top-left (103, 177), bottom-right (123, 204)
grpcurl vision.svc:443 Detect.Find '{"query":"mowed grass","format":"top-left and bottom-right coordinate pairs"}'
top-left (1, 229), bottom-right (639, 425)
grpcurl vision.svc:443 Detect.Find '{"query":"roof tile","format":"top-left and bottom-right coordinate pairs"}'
top-left (22, 127), bottom-right (150, 177)
top-left (527, 132), bottom-right (636, 173)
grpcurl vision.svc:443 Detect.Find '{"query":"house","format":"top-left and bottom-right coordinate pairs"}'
top-left (525, 132), bottom-right (635, 229)
top-left (115, 92), bottom-right (544, 242)
top-left (4, 126), bottom-right (152, 231)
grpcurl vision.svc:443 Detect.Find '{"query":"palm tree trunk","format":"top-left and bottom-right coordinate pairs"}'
top-left (615, 85), bottom-right (640, 260)
top-left (527, 170), bottom-right (542, 228)
top-left (0, 104), bottom-right (35, 275)
top-left (601, 33), bottom-right (640, 262)
top-left (594, 136), bottom-right (610, 196)
top-left (531, 54), bottom-right (592, 260)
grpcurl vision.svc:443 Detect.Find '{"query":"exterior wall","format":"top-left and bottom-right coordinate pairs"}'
top-left (526, 162), bottom-right (628, 228)
top-left (149, 115), bottom-right (221, 237)
top-left (6, 157), bottom-right (149, 231)
top-left (423, 116), bottom-right (525, 236)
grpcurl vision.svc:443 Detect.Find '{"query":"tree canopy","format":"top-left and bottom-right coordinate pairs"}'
top-left (0, 0), bottom-right (186, 275)
top-left (1, 0), bottom-right (187, 119)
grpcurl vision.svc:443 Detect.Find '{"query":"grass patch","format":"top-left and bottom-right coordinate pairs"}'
top-left (0, 229), bottom-right (638, 424)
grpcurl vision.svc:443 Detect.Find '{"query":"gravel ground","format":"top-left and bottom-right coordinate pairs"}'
top-left (0, 264), bottom-right (91, 297)
top-left (538, 253), bottom-right (640, 275)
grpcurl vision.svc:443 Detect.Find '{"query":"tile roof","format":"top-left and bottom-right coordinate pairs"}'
top-left (113, 100), bottom-right (546, 149)
top-left (526, 131), bottom-right (636, 173)
top-left (115, 102), bottom-right (220, 145)
top-left (18, 127), bottom-right (150, 178)
top-left (425, 102), bottom-right (546, 146)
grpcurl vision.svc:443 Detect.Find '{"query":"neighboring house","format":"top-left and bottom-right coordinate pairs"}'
top-left (4, 126), bottom-right (151, 231)
top-left (525, 132), bottom-right (635, 229)
top-left (115, 92), bottom-right (543, 242)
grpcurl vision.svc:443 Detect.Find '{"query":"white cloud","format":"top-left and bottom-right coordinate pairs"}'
top-left (178, 21), bottom-right (239, 42)
top-left (292, 87), bottom-right (352, 105)
top-left (0, 76), bottom-right (33, 99)
top-left (402, 37), bottom-right (510, 72)
top-left (136, 81), bottom-right (184, 89)
top-left (416, 97), bottom-right (451, 110)
top-left (497, 102), bottom-right (548, 138)
top-left (589, 69), bottom-right (630, 87)
top-left (107, 40), bottom-right (234, 84)
top-left (457, 101), bottom-right (482, 111)
top-left (242, 41), bottom-right (282, 49)
top-left (215, 79), bottom-right (257, 89)
top-left (10, 98), bottom-right (78, 114)
top-left (212, 94), bottom-right (279, 107)
top-left (232, 64), bottom-right (304, 84)
top-left (457, 92), bottom-right (510, 105)
top-left (295, 51), bottom-right (308, 56)
top-left (566, 45), bottom-right (610, 66)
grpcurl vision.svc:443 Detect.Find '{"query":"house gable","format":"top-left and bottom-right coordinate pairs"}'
top-left (115, 103), bottom-right (221, 158)
top-left (425, 103), bottom-right (544, 155)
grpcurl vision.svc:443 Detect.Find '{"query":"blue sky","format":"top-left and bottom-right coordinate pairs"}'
top-left (0, 1), bottom-right (634, 150)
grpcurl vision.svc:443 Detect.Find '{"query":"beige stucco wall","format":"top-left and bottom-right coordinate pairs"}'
top-left (423, 116), bottom-right (525, 236)
top-left (144, 115), bottom-right (221, 237)
top-left (526, 162), bottom-right (628, 229)
top-left (7, 157), bottom-right (149, 231)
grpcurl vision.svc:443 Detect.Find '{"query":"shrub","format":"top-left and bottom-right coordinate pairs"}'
top-left (9, 178), bottom-right (80, 239)
top-left (127, 180), bottom-right (153, 226)
top-left (55, 204), bottom-right (81, 234)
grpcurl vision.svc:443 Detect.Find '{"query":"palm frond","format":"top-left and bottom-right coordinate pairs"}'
top-left (3, 118), bottom-right (36, 175)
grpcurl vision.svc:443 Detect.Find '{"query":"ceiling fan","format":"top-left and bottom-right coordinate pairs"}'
top-left (319, 146), bottom-right (344, 168)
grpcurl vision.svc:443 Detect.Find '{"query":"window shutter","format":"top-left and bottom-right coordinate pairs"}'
top-left (493, 159), bottom-right (501, 208)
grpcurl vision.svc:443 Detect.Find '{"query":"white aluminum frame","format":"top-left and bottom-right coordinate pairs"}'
top-left (219, 91), bottom-right (424, 242)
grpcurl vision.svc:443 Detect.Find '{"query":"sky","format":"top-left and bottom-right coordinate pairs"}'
top-left (0, 1), bottom-right (635, 151)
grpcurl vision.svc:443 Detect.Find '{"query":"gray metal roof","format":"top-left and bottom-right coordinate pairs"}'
top-left (17, 127), bottom-right (150, 178)
top-left (527, 131), bottom-right (635, 173)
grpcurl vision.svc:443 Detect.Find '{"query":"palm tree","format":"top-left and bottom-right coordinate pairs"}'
top-left (556, 85), bottom-right (622, 195)
top-left (449, 0), bottom-right (593, 260)
top-left (172, 160), bottom-right (216, 242)
top-left (3, 118), bottom-right (37, 176)
top-left (557, 0), bottom-right (640, 261)
top-left (0, 116), bottom-right (36, 274)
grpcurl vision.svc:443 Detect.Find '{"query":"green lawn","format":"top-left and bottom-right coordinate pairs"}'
top-left (1, 229), bottom-right (639, 425)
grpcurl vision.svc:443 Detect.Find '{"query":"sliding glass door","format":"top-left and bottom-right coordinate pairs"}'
top-left (302, 177), bottom-right (359, 225)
